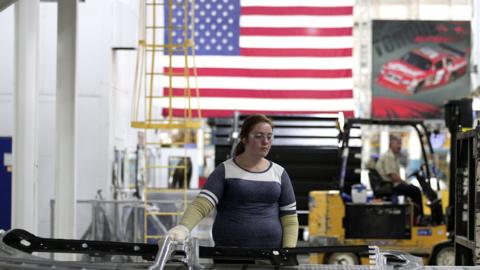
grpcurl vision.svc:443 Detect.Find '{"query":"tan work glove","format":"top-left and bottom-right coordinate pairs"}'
top-left (167, 224), bottom-right (190, 242)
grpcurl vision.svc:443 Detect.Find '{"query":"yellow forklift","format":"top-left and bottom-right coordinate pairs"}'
top-left (308, 118), bottom-right (453, 265)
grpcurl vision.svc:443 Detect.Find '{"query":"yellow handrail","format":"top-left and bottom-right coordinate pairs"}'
top-left (131, 0), bottom-right (201, 243)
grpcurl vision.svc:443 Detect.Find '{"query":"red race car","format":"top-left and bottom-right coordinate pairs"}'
top-left (376, 44), bottom-right (467, 94)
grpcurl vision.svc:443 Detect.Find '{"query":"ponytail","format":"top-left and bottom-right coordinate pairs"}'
top-left (233, 141), bottom-right (245, 156)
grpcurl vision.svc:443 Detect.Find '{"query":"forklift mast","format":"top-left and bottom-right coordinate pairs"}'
top-left (338, 118), bottom-right (437, 193)
top-left (444, 98), bottom-right (474, 233)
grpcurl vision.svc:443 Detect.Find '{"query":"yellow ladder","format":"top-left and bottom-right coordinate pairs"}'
top-left (131, 0), bottom-right (201, 243)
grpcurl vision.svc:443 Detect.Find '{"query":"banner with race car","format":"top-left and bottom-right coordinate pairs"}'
top-left (372, 20), bottom-right (471, 119)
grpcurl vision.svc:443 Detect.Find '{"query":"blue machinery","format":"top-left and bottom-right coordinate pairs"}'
top-left (0, 137), bottom-right (12, 231)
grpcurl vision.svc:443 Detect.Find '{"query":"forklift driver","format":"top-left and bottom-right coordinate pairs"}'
top-left (375, 135), bottom-right (425, 225)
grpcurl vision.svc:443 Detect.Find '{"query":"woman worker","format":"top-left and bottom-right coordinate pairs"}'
top-left (168, 114), bottom-right (298, 248)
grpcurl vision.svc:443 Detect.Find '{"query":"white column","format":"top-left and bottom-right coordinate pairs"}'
top-left (12, 0), bottom-right (39, 233)
top-left (54, 0), bottom-right (77, 243)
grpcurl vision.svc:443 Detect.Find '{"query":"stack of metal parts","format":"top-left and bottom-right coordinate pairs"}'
top-left (0, 229), bottom-right (478, 269)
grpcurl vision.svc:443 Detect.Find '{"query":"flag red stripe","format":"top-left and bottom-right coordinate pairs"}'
top-left (240, 27), bottom-right (352, 36)
top-left (167, 68), bottom-right (352, 78)
top-left (163, 88), bottom-right (353, 99)
top-left (163, 108), bottom-right (355, 118)
top-left (241, 6), bottom-right (353, 16)
top-left (240, 48), bottom-right (352, 57)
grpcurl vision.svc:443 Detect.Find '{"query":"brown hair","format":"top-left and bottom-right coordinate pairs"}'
top-left (233, 114), bottom-right (273, 156)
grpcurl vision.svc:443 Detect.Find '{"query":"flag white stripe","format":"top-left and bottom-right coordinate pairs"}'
top-left (168, 77), bottom-right (353, 90)
top-left (240, 15), bottom-right (353, 28)
top-left (158, 56), bottom-right (354, 70)
top-left (241, 0), bottom-right (355, 7)
top-left (240, 36), bottom-right (353, 49)
top-left (159, 97), bottom-right (355, 111)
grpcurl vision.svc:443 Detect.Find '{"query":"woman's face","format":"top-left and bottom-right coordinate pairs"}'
top-left (243, 122), bottom-right (273, 157)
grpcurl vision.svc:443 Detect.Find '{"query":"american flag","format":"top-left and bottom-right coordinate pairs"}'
top-left (162, 0), bottom-right (355, 117)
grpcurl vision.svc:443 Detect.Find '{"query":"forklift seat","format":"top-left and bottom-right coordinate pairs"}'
top-left (368, 169), bottom-right (393, 199)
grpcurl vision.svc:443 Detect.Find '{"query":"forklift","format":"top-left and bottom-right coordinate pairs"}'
top-left (308, 118), bottom-right (453, 265)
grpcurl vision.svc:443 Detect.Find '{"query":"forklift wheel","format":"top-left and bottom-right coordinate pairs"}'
top-left (327, 253), bottom-right (359, 265)
top-left (433, 246), bottom-right (454, 266)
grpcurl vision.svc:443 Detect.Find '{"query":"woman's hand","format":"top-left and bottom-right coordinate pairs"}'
top-left (167, 224), bottom-right (190, 242)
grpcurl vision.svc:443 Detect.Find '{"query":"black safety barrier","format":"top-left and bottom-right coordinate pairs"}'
top-left (3, 229), bottom-right (371, 267)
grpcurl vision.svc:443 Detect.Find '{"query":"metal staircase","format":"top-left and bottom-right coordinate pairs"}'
top-left (131, 0), bottom-right (202, 244)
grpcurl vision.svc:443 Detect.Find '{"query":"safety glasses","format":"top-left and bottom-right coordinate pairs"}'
top-left (249, 132), bottom-right (274, 141)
